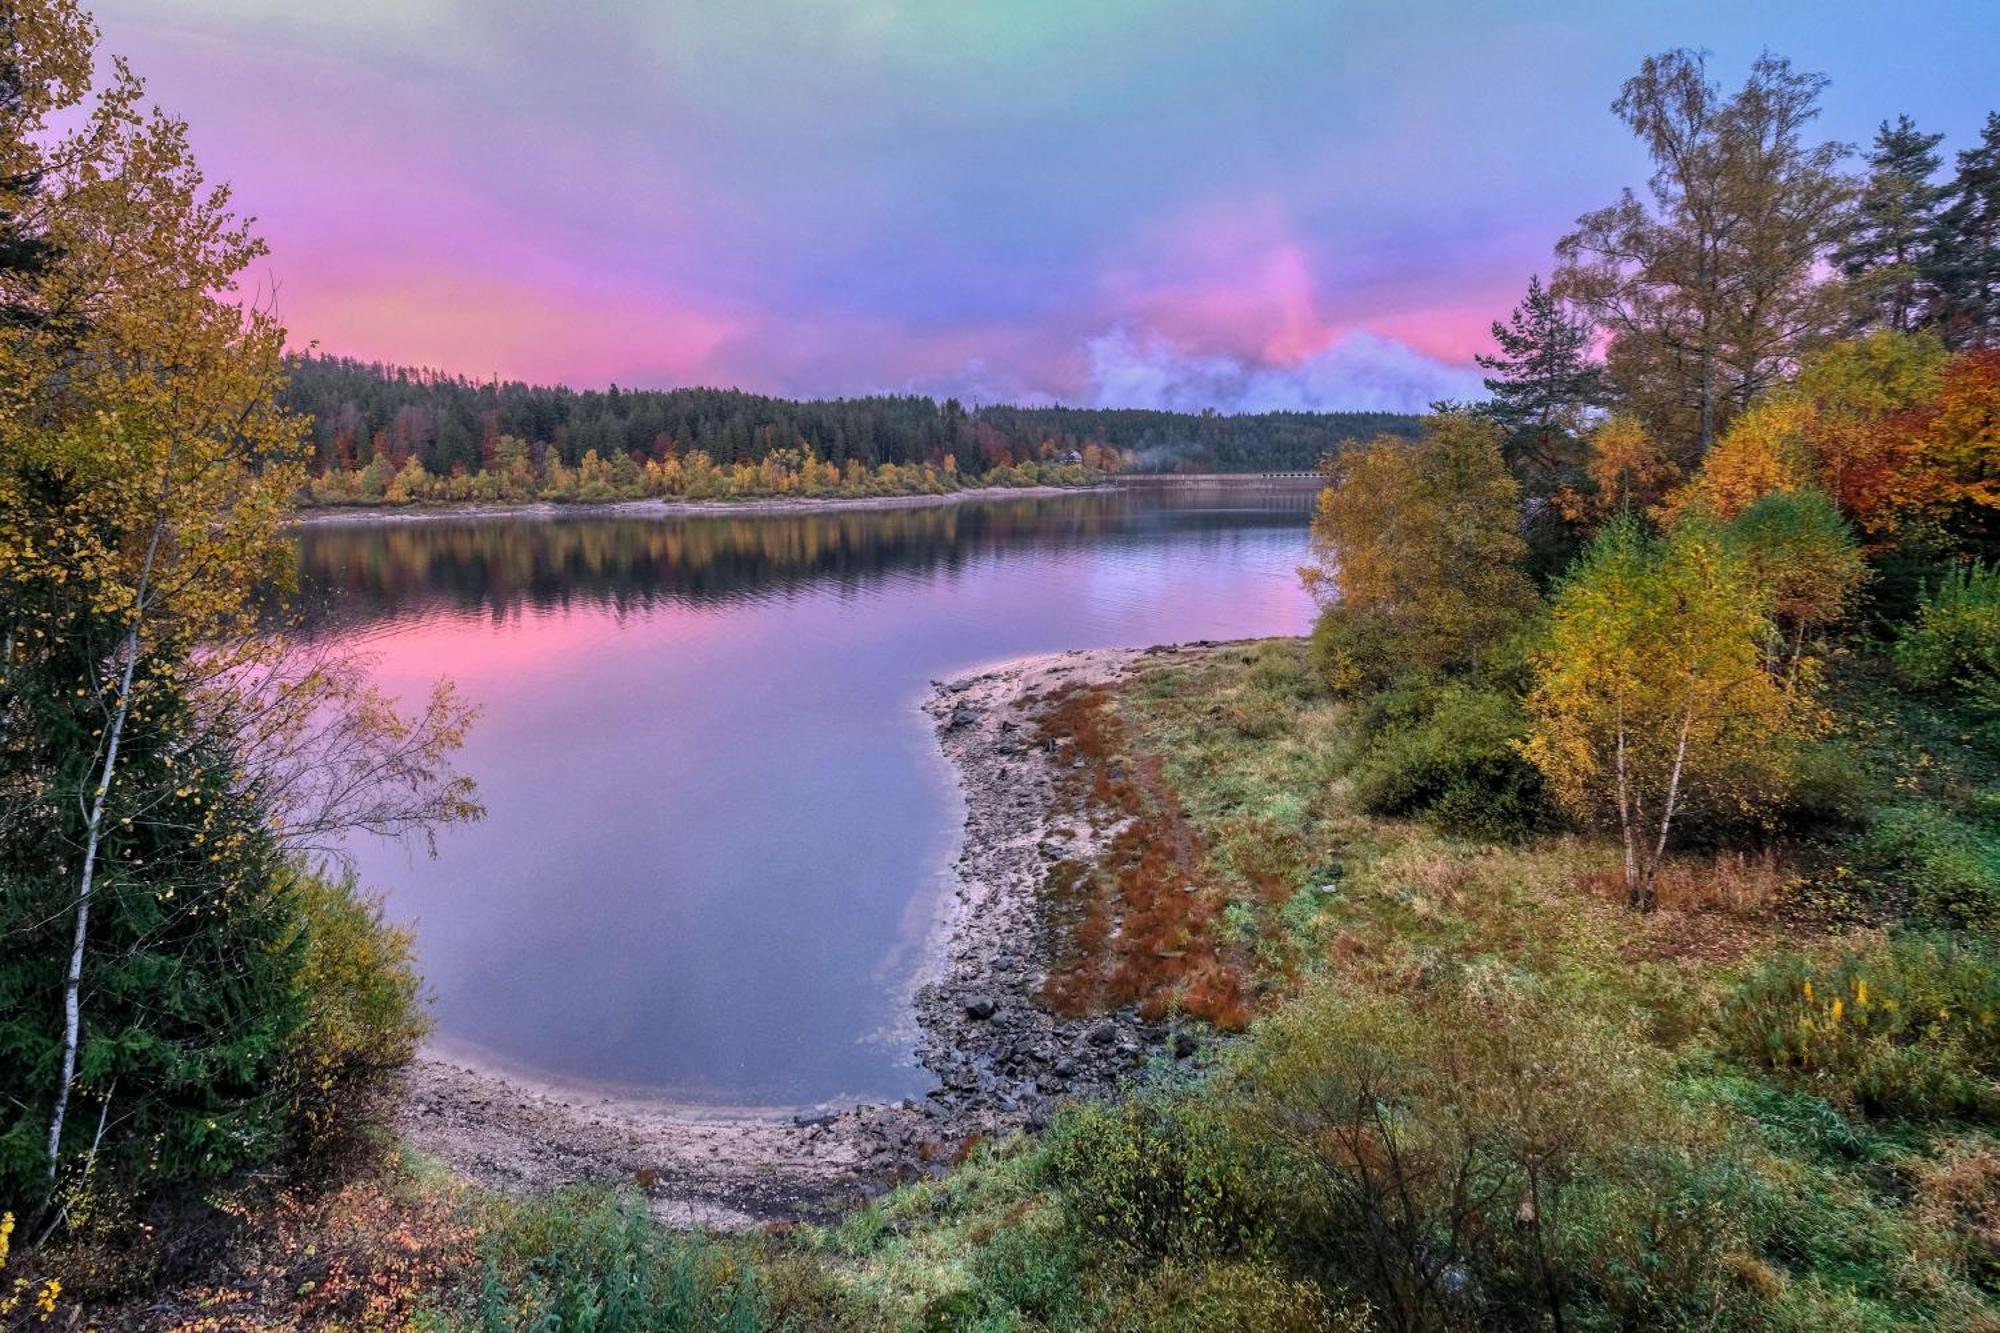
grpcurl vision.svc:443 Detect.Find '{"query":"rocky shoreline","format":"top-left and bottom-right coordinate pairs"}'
top-left (396, 642), bottom-right (1222, 1228)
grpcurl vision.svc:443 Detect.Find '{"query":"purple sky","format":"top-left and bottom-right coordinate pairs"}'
top-left (100, 1), bottom-right (2000, 411)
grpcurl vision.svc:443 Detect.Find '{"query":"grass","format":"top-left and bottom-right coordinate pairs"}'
top-left (69, 637), bottom-right (2000, 1330)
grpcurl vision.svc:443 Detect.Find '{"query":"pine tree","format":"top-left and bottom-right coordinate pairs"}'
top-left (1475, 275), bottom-right (1603, 477)
top-left (1931, 111), bottom-right (2000, 348)
top-left (1836, 115), bottom-right (1945, 334)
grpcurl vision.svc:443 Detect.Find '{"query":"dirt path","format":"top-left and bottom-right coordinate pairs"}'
top-left (395, 642), bottom-right (1227, 1228)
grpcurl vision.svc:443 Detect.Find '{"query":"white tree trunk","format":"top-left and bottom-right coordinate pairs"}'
top-left (45, 624), bottom-right (140, 1179)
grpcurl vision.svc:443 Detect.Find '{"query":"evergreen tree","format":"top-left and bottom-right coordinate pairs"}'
top-left (1475, 274), bottom-right (1603, 478)
top-left (1836, 115), bottom-right (1945, 334)
top-left (1932, 111), bottom-right (2000, 348)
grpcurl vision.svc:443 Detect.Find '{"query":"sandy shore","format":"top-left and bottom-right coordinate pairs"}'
top-left (289, 483), bottom-right (1096, 528)
top-left (396, 642), bottom-right (1227, 1228)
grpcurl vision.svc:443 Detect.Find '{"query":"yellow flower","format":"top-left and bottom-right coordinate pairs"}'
top-left (1830, 998), bottom-right (1844, 1024)
top-left (1803, 981), bottom-right (1814, 1004)
top-left (1854, 978), bottom-right (1868, 1007)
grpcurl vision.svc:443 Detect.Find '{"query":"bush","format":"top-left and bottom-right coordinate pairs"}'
top-left (1346, 680), bottom-right (1558, 841)
top-left (1099, 1258), bottom-right (1363, 1333)
top-left (1043, 1095), bottom-right (1271, 1265)
top-left (279, 867), bottom-right (430, 1171)
top-left (466, 1187), bottom-right (765, 1332)
top-left (1227, 975), bottom-right (1756, 1331)
top-left (1309, 603), bottom-right (1400, 698)
top-left (1894, 561), bottom-right (2000, 723)
top-left (1853, 805), bottom-right (2000, 930)
top-left (1717, 935), bottom-right (2000, 1121)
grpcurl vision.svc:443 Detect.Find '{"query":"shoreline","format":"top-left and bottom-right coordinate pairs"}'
top-left (395, 641), bottom-right (1231, 1229)
top-left (288, 483), bottom-right (1100, 528)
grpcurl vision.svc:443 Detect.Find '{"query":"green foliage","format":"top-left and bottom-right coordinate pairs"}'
top-left (279, 867), bottom-right (430, 1171)
top-left (1717, 935), bottom-right (2000, 1121)
top-left (0, 669), bottom-right (305, 1216)
top-left (1096, 1259), bottom-right (1359, 1333)
top-left (465, 1187), bottom-right (765, 1332)
top-left (1854, 805), bottom-right (2000, 930)
top-left (1043, 1095), bottom-right (1271, 1266)
top-left (1229, 975), bottom-right (1759, 1331)
top-left (1524, 513), bottom-right (1818, 908)
top-left (1304, 414), bottom-right (1541, 692)
top-left (1346, 679), bottom-right (1558, 841)
top-left (285, 354), bottom-right (1418, 490)
top-left (1726, 489), bottom-right (1869, 661)
top-left (1894, 561), bottom-right (2000, 728)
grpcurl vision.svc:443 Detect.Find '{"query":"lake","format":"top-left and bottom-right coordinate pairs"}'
top-left (294, 485), bottom-right (1318, 1110)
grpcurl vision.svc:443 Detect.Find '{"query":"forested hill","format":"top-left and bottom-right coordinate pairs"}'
top-left (279, 354), bottom-right (1422, 477)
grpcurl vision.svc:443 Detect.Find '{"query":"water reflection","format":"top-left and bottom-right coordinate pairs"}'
top-left (293, 489), bottom-right (1316, 629)
top-left (301, 486), bottom-right (1316, 1108)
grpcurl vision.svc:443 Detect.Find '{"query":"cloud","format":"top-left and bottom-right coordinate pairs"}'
top-left (1081, 326), bottom-right (1482, 414)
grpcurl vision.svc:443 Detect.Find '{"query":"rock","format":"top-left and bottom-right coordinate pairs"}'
top-left (1086, 1020), bottom-right (1119, 1047)
top-left (948, 706), bottom-right (978, 729)
top-left (964, 996), bottom-right (997, 1020)
top-left (1169, 1030), bottom-right (1198, 1059)
top-left (1053, 1057), bottom-right (1076, 1077)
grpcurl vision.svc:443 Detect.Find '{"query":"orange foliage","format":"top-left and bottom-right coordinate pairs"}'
top-left (161, 1180), bottom-right (474, 1331)
top-left (1920, 349), bottom-right (2000, 516)
top-left (1558, 416), bottom-right (1681, 524)
top-left (1666, 335), bottom-right (1997, 540)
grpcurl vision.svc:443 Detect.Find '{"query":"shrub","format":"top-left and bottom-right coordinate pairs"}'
top-left (467, 1187), bottom-right (765, 1332)
top-left (279, 867), bottom-right (430, 1172)
top-left (1309, 602), bottom-right (1399, 697)
top-left (1099, 1259), bottom-right (1364, 1333)
top-left (1894, 561), bottom-right (2000, 722)
top-left (1043, 1095), bottom-right (1271, 1265)
top-left (1346, 679), bottom-right (1558, 841)
top-left (1716, 935), bottom-right (2000, 1122)
top-left (1853, 805), bottom-right (2000, 930)
top-left (1227, 974), bottom-right (1755, 1330)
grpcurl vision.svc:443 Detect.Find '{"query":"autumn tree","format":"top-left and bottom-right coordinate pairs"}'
top-left (1661, 331), bottom-right (1955, 541)
top-left (0, 1), bottom-right (477, 1209)
top-left (1522, 516), bottom-right (1819, 910)
top-left (1555, 50), bottom-right (1853, 459)
top-left (1555, 415), bottom-right (1680, 528)
top-left (1837, 116), bottom-right (1947, 335)
top-left (1303, 414), bottom-right (1539, 693)
top-left (1725, 490), bottom-right (1868, 677)
top-left (1475, 274), bottom-right (1604, 478)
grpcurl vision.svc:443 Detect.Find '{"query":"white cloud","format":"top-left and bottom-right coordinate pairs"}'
top-left (1081, 327), bottom-right (1482, 414)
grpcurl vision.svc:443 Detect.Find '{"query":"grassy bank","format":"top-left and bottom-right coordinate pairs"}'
top-left (53, 638), bottom-right (1995, 1330)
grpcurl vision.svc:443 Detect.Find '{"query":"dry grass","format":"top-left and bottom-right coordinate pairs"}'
top-left (1035, 684), bottom-right (1251, 1029)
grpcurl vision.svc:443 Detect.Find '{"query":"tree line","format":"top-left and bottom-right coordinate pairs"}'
top-left (282, 353), bottom-right (1421, 505)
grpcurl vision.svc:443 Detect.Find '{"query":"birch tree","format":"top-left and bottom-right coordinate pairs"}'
top-left (1521, 516), bottom-right (1818, 910)
top-left (0, 1), bottom-right (477, 1199)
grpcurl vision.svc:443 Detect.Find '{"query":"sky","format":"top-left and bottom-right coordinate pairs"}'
top-left (94, 0), bottom-right (2000, 413)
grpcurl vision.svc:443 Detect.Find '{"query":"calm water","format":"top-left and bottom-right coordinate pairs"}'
top-left (294, 487), bottom-right (1317, 1109)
